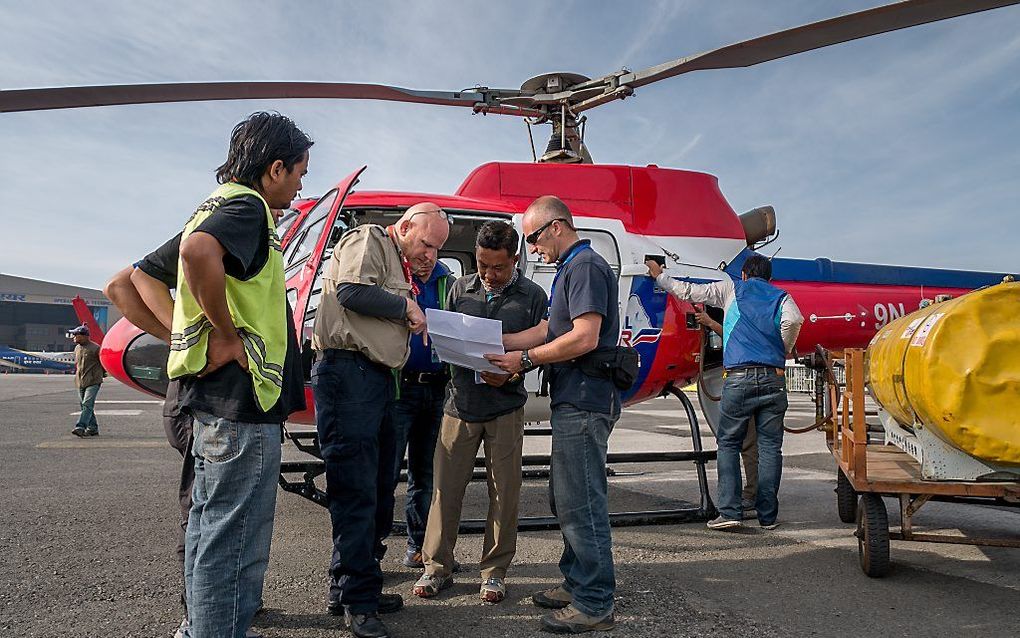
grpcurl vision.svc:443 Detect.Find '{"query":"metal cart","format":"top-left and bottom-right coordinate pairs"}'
top-left (828, 349), bottom-right (1020, 577)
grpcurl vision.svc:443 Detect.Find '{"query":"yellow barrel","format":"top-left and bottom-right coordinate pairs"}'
top-left (865, 282), bottom-right (1020, 466)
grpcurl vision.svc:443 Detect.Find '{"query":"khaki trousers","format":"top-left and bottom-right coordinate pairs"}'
top-left (422, 408), bottom-right (525, 579)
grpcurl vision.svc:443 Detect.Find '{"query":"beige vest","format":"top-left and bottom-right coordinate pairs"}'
top-left (311, 224), bottom-right (413, 368)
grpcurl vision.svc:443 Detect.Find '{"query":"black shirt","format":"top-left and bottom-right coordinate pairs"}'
top-left (546, 239), bottom-right (621, 414)
top-left (445, 270), bottom-right (548, 423)
top-left (139, 194), bottom-right (306, 423)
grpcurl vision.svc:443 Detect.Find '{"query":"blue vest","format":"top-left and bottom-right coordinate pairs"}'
top-left (722, 277), bottom-right (788, 369)
top-left (404, 262), bottom-right (451, 373)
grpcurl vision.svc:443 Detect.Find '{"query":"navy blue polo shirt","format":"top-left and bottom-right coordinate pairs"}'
top-left (546, 239), bottom-right (621, 414)
top-left (404, 261), bottom-right (452, 373)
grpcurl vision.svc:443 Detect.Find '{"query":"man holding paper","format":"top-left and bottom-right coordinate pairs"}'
top-left (413, 220), bottom-right (547, 604)
top-left (311, 203), bottom-right (449, 638)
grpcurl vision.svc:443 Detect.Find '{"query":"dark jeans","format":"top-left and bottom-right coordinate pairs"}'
top-left (164, 380), bottom-right (195, 612)
top-left (717, 369), bottom-right (788, 524)
top-left (391, 380), bottom-right (445, 552)
top-left (549, 403), bottom-right (619, 618)
top-left (312, 350), bottom-right (397, 615)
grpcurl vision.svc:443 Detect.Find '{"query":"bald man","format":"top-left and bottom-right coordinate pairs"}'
top-left (311, 203), bottom-right (450, 638)
top-left (487, 196), bottom-right (621, 633)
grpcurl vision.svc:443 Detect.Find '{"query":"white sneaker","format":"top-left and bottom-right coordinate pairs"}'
top-left (172, 617), bottom-right (189, 638)
top-left (707, 516), bottom-right (742, 530)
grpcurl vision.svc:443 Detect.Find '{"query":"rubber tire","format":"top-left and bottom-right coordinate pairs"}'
top-left (836, 469), bottom-right (858, 524)
top-left (857, 493), bottom-right (891, 577)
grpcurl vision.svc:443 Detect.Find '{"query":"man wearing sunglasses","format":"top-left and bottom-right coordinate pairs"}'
top-left (487, 195), bottom-right (620, 634)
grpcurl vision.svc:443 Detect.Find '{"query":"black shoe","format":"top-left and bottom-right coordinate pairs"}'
top-left (344, 610), bottom-right (390, 638)
top-left (329, 593), bottom-right (402, 616)
top-left (378, 593), bottom-right (403, 614)
top-left (84, 429), bottom-right (99, 437)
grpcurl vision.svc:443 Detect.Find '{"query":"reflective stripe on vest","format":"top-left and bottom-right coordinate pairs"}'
top-left (167, 182), bottom-right (288, 412)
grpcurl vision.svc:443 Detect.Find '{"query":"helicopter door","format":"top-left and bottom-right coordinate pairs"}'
top-left (287, 166), bottom-right (366, 320)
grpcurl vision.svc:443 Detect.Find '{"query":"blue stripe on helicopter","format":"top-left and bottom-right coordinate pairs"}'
top-left (724, 248), bottom-right (1014, 289)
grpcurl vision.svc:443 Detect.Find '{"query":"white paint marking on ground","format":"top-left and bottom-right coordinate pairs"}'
top-left (37, 439), bottom-right (169, 449)
top-left (69, 410), bottom-right (144, 416)
top-left (625, 409), bottom-right (689, 418)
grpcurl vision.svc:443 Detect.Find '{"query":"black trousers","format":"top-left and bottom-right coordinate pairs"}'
top-left (312, 350), bottom-right (397, 615)
top-left (163, 380), bottom-right (195, 610)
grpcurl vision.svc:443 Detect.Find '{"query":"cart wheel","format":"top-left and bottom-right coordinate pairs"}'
top-left (856, 493), bottom-right (890, 577)
top-left (836, 469), bottom-right (858, 524)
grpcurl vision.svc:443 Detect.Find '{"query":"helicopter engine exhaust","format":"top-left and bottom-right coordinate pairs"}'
top-left (739, 206), bottom-right (777, 246)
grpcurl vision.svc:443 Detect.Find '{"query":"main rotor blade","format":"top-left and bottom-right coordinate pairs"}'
top-left (620, 0), bottom-right (1020, 90)
top-left (0, 81), bottom-right (531, 115)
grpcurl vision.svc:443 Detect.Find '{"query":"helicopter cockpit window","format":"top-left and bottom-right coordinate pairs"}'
top-left (275, 208), bottom-right (299, 239)
top-left (283, 189), bottom-right (338, 274)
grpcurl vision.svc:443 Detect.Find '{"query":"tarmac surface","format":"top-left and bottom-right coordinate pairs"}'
top-left (1, 375), bottom-right (1017, 637)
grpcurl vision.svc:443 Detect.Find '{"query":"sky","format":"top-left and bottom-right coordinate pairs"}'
top-left (1, 0), bottom-right (1018, 290)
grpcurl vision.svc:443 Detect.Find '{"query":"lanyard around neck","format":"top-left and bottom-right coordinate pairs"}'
top-left (387, 225), bottom-right (420, 297)
top-left (549, 241), bottom-right (591, 307)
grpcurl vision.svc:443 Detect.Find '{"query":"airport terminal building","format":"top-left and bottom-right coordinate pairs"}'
top-left (0, 274), bottom-right (121, 352)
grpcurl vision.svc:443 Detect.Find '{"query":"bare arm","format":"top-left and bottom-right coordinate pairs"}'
top-left (130, 268), bottom-right (174, 333)
top-left (104, 267), bottom-right (172, 343)
top-left (179, 231), bottom-right (248, 374)
top-left (694, 310), bottom-right (722, 336)
top-left (487, 313), bottom-right (601, 374)
top-left (502, 320), bottom-right (548, 351)
top-left (180, 232), bottom-right (233, 333)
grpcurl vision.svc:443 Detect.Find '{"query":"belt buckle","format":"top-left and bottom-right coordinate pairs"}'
top-left (416, 372), bottom-right (430, 384)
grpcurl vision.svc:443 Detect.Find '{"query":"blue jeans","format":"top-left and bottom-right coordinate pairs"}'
top-left (184, 411), bottom-right (281, 638)
top-left (717, 369), bottom-right (788, 524)
top-left (549, 404), bottom-right (619, 618)
top-left (391, 380), bottom-right (445, 552)
top-left (312, 350), bottom-right (397, 614)
top-left (75, 384), bottom-right (100, 432)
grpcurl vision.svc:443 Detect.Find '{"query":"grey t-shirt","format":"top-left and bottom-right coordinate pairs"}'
top-left (445, 271), bottom-right (548, 423)
top-left (546, 240), bottom-right (621, 414)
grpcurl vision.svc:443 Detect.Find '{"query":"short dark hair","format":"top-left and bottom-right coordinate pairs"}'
top-left (215, 112), bottom-right (313, 188)
top-left (476, 220), bottom-right (519, 257)
top-left (741, 254), bottom-right (772, 280)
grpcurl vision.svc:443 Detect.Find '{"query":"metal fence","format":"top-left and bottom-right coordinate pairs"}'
top-left (785, 362), bottom-right (846, 394)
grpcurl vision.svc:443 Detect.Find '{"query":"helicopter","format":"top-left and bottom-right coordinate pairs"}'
top-left (11, 0), bottom-right (1017, 433)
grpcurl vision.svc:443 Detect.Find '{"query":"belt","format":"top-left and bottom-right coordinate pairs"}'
top-left (725, 365), bottom-right (785, 377)
top-left (400, 369), bottom-right (449, 385)
top-left (315, 348), bottom-right (388, 372)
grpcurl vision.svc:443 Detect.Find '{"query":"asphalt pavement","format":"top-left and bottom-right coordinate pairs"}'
top-left (1, 376), bottom-right (1017, 637)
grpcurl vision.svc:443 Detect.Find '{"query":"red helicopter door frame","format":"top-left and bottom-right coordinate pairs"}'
top-left (285, 166), bottom-right (367, 329)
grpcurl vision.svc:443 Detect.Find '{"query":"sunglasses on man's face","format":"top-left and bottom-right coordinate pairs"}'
top-left (525, 218), bottom-right (569, 245)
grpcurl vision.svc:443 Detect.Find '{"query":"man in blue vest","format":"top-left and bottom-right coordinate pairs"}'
top-left (647, 254), bottom-right (803, 530)
top-left (391, 257), bottom-right (454, 569)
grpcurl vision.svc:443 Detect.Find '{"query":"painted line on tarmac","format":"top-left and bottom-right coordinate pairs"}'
top-left (37, 438), bottom-right (169, 449)
top-left (96, 400), bottom-right (162, 404)
top-left (69, 410), bottom-right (144, 416)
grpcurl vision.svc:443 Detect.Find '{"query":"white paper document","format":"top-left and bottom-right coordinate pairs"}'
top-left (425, 308), bottom-right (505, 374)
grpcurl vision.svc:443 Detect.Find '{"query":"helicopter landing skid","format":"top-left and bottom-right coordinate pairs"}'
top-left (278, 387), bottom-right (717, 532)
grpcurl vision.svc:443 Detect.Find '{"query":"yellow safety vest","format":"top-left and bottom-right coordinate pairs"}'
top-left (167, 182), bottom-right (287, 412)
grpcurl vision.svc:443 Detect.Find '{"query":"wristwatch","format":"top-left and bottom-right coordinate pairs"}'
top-left (520, 349), bottom-right (534, 371)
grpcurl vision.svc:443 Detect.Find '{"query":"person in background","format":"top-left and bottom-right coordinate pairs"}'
top-left (695, 309), bottom-right (759, 517)
top-left (391, 253), bottom-right (454, 569)
top-left (70, 324), bottom-right (103, 437)
top-left (647, 254), bottom-right (803, 531)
